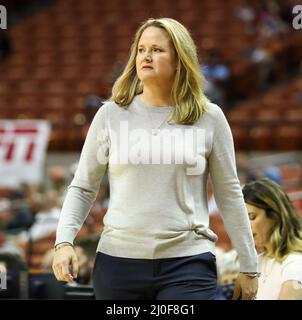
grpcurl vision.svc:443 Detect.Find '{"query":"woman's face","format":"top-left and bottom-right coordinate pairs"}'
top-left (246, 203), bottom-right (276, 251)
top-left (136, 26), bottom-right (177, 87)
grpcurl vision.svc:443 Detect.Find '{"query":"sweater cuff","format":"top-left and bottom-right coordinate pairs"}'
top-left (55, 228), bottom-right (77, 247)
top-left (239, 259), bottom-right (258, 273)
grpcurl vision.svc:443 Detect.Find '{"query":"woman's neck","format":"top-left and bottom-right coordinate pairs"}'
top-left (262, 242), bottom-right (273, 255)
top-left (140, 87), bottom-right (173, 107)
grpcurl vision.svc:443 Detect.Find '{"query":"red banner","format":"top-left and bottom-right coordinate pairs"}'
top-left (0, 120), bottom-right (51, 188)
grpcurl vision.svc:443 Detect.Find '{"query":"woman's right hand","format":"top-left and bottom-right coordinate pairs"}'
top-left (52, 244), bottom-right (78, 283)
top-left (232, 273), bottom-right (258, 300)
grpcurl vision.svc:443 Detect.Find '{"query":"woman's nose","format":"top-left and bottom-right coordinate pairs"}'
top-left (250, 222), bottom-right (256, 233)
top-left (144, 53), bottom-right (152, 62)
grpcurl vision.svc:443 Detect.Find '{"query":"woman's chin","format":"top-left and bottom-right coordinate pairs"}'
top-left (255, 243), bottom-right (266, 253)
top-left (139, 74), bottom-right (157, 81)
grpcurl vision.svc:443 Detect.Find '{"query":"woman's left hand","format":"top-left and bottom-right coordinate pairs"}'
top-left (232, 273), bottom-right (258, 300)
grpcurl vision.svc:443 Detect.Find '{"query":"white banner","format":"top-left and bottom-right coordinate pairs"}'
top-left (0, 120), bottom-right (51, 188)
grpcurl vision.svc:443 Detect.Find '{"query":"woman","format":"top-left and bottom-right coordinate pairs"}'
top-left (52, 18), bottom-right (258, 300)
top-left (243, 178), bottom-right (302, 300)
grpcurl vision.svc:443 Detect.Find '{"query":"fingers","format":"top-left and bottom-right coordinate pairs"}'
top-left (53, 261), bottom-right (74, 283)
top-left (232, 282), bottom-right (241, 300)
top-left (233, 288), bottom-right (256, 300)
top-left (233, 274), bottom-right (258, 300)
top-left (71, 256), bottom-right (79, 278)
top-left (61, 263), bottom-right (74, 283)
top-left (236, 287), bottom-right (257, 300)
top-left (64, 274), bottom-right (74, 283)
top-left (242, 293), bottom-right (249, 300)
top-left (53, 265), bottom-right (62, 281)
top-left (242, 291), bottom-right (257, 300)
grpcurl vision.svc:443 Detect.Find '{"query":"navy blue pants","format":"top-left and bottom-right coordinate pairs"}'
top-left (92, 251), bottom-right (217, 300)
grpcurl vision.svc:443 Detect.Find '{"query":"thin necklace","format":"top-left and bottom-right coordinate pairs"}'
top-left (144, 104), bottom-right (172, 136)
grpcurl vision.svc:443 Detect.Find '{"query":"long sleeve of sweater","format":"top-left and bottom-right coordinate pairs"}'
top-left (55, 105), bottom-right (109, 246)
top-left (208, 107), bottom-right (257, 272)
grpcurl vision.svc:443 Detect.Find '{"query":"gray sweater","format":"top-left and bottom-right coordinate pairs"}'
top-left (55, 96), bottom-right (257, 272)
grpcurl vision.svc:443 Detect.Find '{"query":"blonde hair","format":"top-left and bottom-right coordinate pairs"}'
top-left (243, 178), bottom-right (302, 262)
top-left (110, 18), bottom-right (209, 125)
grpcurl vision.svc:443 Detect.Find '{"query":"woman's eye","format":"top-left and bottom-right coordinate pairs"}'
top-left (153, 48), bottom-right (161, 52)
top-left (138, 48), bottom-right (144, 53)
top-left (249, 214), bottom-right (256, 221)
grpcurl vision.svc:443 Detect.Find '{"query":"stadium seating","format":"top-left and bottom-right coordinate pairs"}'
top-left (1, 0), bottom-right (301, 151)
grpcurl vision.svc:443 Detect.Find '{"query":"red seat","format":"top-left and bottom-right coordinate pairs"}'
top-left (274, 126), bottom-right (302, 150)
top-left (256, 109), bottom-right (283, 122)
top-left (249, 126), bottom-right (273, 150)
top-left (285, 108), bottom-right (302, 121)
top-left (231, 126), bottom-right (250, 151)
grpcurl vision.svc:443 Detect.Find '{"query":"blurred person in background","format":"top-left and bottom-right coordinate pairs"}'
top-left (234, 0), bottom-right (256, 24)
top-left (81, 95), bottom-right (104, 140)
top-left (201, 49), bottom-right (230, 108)
top-left (242, 35), bottom-right (276, 91)
top-left (0, 252), bottom-right (27, 273)
top-left (0, 191), bottom-right (34, 235)
top-left (263, 166), bottom-right (283, 185)
top-left (84, 95), bottom-right (104, 124)
top-left (74, 234), bottom-right (100, 284)
top-left (0, 206), bottom-right (24, 259)
top-left (0, 198), bottom-right (13, 231)
top-left (243, 178), bottom-right (302, 300)
top-left (255, 0), bottom-right (290, 39)
top-left (28, 191), bottom-right (61, 241)
top-left (47, 166), bottom-right (68, 195)
top-left (215, 247), bottom-right (240, 300)
top-left (107, 52), bottom-right (127, 88)
top-left (53, 17), bottom-right (258, 300)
